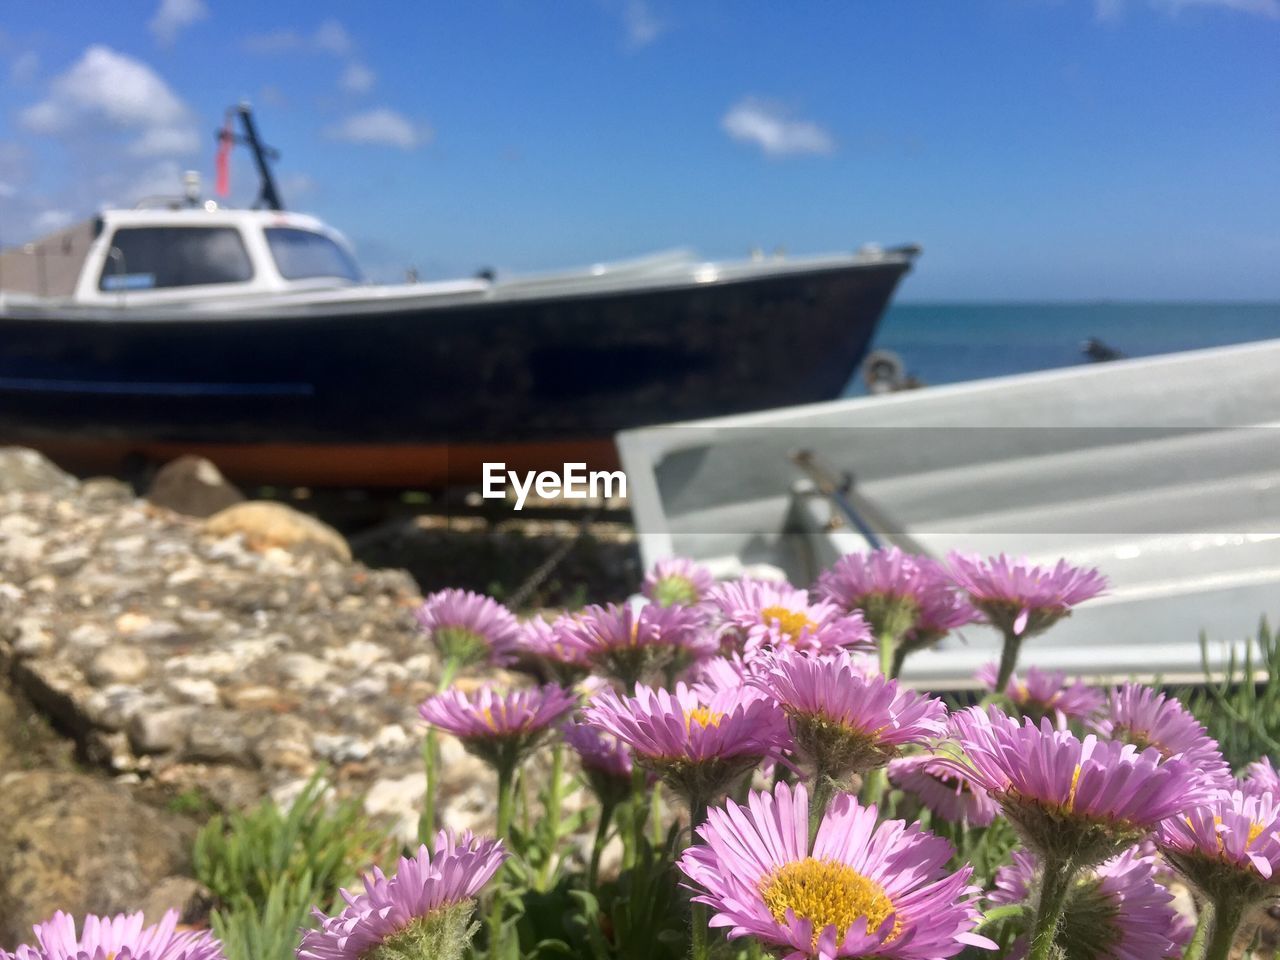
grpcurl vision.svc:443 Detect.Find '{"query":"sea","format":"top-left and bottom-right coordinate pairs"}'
top-left (846, 302), bottom-right (1280, 395)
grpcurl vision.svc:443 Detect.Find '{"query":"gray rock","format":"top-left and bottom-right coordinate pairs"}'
top-left (0, 770), bottom-right (194, 948)
top-left (0, 448), bottom-right (77, 495)
top-left (128, 706), bottom-right (198, 755)
top-left (45, 546), bottom-right (91, 577)
top-left (183, 710), bottom-right (251, 765)
top-left (147, 456), bottom-right (244, 519)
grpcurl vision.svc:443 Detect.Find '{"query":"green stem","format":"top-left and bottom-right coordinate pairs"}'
top-left (976, 904), bottom-right (1027, 931)
top-left (994, 631), bottom-right (1023, 692)
top-left (419, 731), bottom-right (439, 844)
top-left (860, 766), bottom-right (887, 807)
top-left (1183, 901), bottom-right (1212, 960)
top-left (808, 773), bottom-right (836, 845)
top-left (418, 655), bottom-right (461, 843)
top-left (890, 643), bottom-right (908, 680)
top-left (688, 796), bottom-right (712, 960)
top-left (1027, 858), bottom-right (1078, 960)
top-left (535, 742), bottom-right (565, 891)
top-left (690, 901), bottom-right (710, 960)
top-left (651, 782), bottom-right (665, 847)
top-left (488, 761), bottom-right (518, 960)
top-left (1203, 897), bottom-right (1245, 960)
top-left (496, 761), bottom-right (517, 840)
top-left (623, 766), bottom-right (647, 869)
top-left (878, 628), bottom-right (896, 678)
top-left (589, 798), bottom-right (617, 889)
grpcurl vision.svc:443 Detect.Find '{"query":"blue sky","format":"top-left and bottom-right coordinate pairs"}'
top-left (0, 0), bottom-right (1276, 299)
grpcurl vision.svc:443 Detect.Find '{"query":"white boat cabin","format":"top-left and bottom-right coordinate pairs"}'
top-left (0, 206), bottom-right (363, 306)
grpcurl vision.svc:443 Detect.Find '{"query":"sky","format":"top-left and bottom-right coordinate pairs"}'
top-left (0, 0), bottom-right (1276, 300)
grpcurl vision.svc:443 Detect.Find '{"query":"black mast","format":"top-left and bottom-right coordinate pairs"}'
top-left (231, 102), bottom-right (284, 211)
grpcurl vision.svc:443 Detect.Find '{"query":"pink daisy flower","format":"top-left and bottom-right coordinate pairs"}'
top-left (752, 649), bottom-right (947, 779)
top-left (419, 683), bottom-right (578, 768)
top-left (515, 613), bottom-right (593, 683)
top-left (582, 681), bottom-right (790, 807)
top-left (887, 755), bottom-right (998, 827)
top-left (706, 577), bottom-right (873, 658)
top-left (817, 549), bottom-right (979, 676)
top-left (987, 848), bottom-right (1193, 960)
top-left (1, 911), bottom-right (223, 960)
top-left (688, 653), bottom-right (760, 698)
top-left (946, 553), bottom-right (1107, 639)
top-left (893, 588), bottom-right (980, 671)
top-left (814, 548), bottom-right (955, 635)
top-left (643, 556), bottom-right (716, 607)
top-left (976, 663), bottom-right (1104, 726)
top-left (1090, 683), bottom-right (1231, 785)
top-left (1157, 788), bottom-right (1280, 896)
top-left (988, 847), bottom-right (1038, 907)
top-left (948, 706), bottom-right (1212, 864)
top-left (563, 721), bottom-right (637, 803)
top-left (677, 781), bottom-right (992, 960)
top-left (298, 830), bottom-right (506, 960)
top-left (1241, 756), bottom-right (1280, 798)
top-left (415, 589), bottom-right (521, 669)
top-left (560, 601), bottom-right (712, 685)
top-left (1157, 788), bottom-right (1280, 958)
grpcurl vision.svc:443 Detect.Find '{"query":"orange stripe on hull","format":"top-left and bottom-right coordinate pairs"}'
top-left (24, 438), bottom-right (622, 489)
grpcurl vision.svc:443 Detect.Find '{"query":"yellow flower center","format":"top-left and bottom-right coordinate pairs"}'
top-left (1065, 764), bottom-right (1082, 811)
top-left (1247, 821), bottom-right (1266, 847)
top-left (761, 605), bottom-right (817, 643)
top-left (685, 706), bottom-right (725, 730)
top-left (759, 858), bottom-right (899, 947)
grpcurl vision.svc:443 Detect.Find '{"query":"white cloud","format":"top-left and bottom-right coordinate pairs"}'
top-left (340, 62), bottom-right (376, 94)
top-left (149, 0), bottom-right (209, 46)
top-left (623, 0), bottom-right (664, 46)
top-left (313, 18), bottom-right (353, 56)
top-left (1097, 0), bottom-right (1278, 16)
top-left (244, 19), bottom-right (358, 56)
top-left (129, 125), bottom-right (201, 157)
top-left (10, 51), bottom-right (39, 84)
top-left (0, 181), bottom-right (15, 199)
top-left (21, 46), bottom-right (192, 143)
top-left (326, 108), bottom-right (428, 149)
top-left (721, 98), bottom-right (835, 158)
top-left (243, 29), bottom-right (304, 54)
top-left (32, 209), bottom-right (73, 233)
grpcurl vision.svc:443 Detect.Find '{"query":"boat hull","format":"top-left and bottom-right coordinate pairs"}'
top-left (0, 259), bottom-right (911, 486)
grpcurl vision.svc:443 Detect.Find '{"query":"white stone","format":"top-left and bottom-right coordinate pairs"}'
top-left (364, 772), bottom-right (427, 846)
top-left (324, 640), bottom-right (387, 670)
top-left (166, 649), bottom-right (239, 677)
top-left (88, 645), bottom-right (150, 685)
top-left (11, 617), bottom-right (54, 656)
top-left (168, 677), bottom-right (221, 706)
top-left (277, 652), bottom-right (331, 687)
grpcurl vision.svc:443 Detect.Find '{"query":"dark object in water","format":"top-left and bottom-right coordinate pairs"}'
top-left (1082, 337), bottom-right (1125, 363)
top-left (861, 348), bottom-right (923, 394)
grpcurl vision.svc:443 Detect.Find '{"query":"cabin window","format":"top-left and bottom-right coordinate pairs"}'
top-left (265, 228), bottom-right (362, 282)
top-left (98, 226), bottom-right (253, 291)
